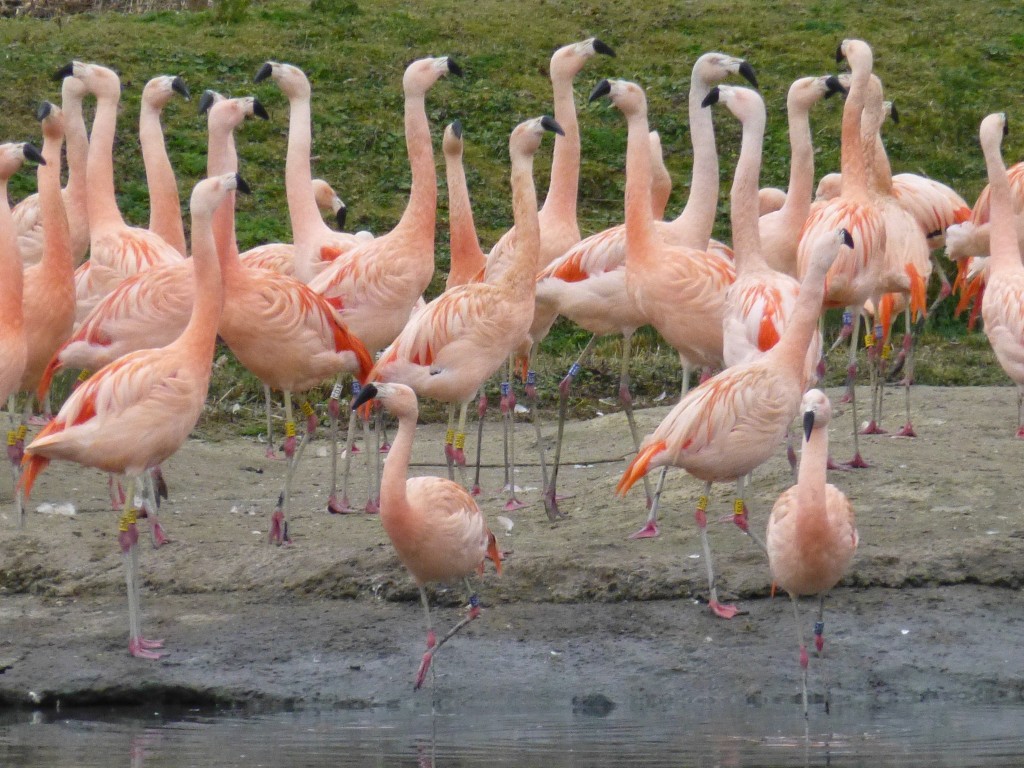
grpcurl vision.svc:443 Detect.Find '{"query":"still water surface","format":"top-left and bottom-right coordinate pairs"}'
top-left (2, 703), bottom-right (1023, 766)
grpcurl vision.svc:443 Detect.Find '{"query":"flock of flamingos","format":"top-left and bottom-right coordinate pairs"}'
top-left (1, 33), bottom-right (1021, 715)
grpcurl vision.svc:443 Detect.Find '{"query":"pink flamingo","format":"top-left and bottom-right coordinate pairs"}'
top-left (484, 38), bottom-right (615, 281)
top-left (11, 106), bottom-right (76, 525)
top-left (795, 39), bottom-right (885, 469)
top-left (306, 56), bottom-right (459, 514)
top-left (13, 74), bottom-right (91, 267)
top-left (253, 62), bottom-right (370, 283)
top-left (59, 62), bottom-right (186, 324)
top-left (371, 116), bottom-right (560, 494)
top-left (1, 144), bottom-right (41, 506)
top-left (352, 382), bottom-right (501, 691)
top-left (442, 120), bottom-right (486, 291)
top-left (617, 228), bottom-right (852, 618)
top-left (973, 112), bottom-right (1024, 436)
top-left (139, 74), bottom-right (191, 257)
top-left (21, 172), bottom-right (244, 658)
top-left (766, 388), bottom-right (857, 719)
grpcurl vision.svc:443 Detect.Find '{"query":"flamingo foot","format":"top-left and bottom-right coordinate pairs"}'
top-left (503, 496), bottom-right (526, 512)
top-left (129, 637), bottom-right (167, 660)
top-left (264, 446), bottom-right (280, 460)
top-left (709, 600), bottom-right (740, 619)
top-left (844, 452), bottom-right (870, 469)
top-left (826, 455), bottom-right (850, 471)
top-left (150, 522), bottom-right (168, 548)
top-left (542, 489), bottom-right (562, 521)
top-left (859, 420), bottom-right (887, 435)
top-left (414, 650), bottom-right (434, 690)
top-left (327, 494), bottom-right (358, 514)
top-left (453, 448), bottom-right (466, 467)
top-left (894, 422), bottom-right (917, 438)
top-left (732, 511), bottom-right (750, 533)
top-left (282, 436), bottom-right (297, 459)
top-left (379, 442), bottom-right (391, 454)
top-left (470, 484), bottom-right (482, 497)
top-left (364, 497), bottom-right (380, 515)
top-left (628, 520), bottom-right (659, 539)
top-left (1015, 426), bottom-right (1024, 439)
top-left (839, 387), bottom-right (853, 405)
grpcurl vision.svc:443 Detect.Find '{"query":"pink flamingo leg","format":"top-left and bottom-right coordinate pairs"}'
top-left (692, 484), bottom-right (739, 619)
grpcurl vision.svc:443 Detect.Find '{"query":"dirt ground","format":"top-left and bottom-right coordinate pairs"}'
top-left (1, 384), bottom-right (1024, 716)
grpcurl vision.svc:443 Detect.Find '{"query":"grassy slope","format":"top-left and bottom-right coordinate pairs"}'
top-left (1, 0), bottom-right (1021, 421)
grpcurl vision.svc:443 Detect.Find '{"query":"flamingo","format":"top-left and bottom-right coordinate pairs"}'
top-left (59, 62), bottom-right (186, 325)
top-left (20, 172), bottom-right (245, 659)
top-left (10, 105), bottom-right (76, 525)
top-left (306, 56), bottom-right (459, 514)
top-left (766, 388), bottom-right (857, 719)
top-left (351, 382), bottom-right (501, 691)
top-left (972, 112), bottom-right (1024, 436)
top-left (795, 39), bottom-right (886, 469)
top-left (442, 120), bottom-right (486, 291)
top-left (253, 62), bottom-right (370, 283)
top-left (617, 228), bottom-right (852, 618)
top-left (371, 116), bottom-right (560, 495)
top-left (13, 74), bottom-right (90, 267)
top-left (483, 37), bottom-right (615, 281)
top-left (1, 143), bottom-right (42, 508)
top-left (759, 74), bottom-right (847, 277)
top-left (139, 74), bottom-right (191, 257)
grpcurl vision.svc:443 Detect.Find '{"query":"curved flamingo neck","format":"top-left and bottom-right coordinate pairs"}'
top-left (649, 134), bottom-right (672, 219)
top-left (206, 114), bottom-right (242, 268)
top-left (140, 100), bottom-right (186, 254)
top-left (285, 90), bottom-right (329, 252)
top-left (0, 175), bottom-right (23, 322)
top-left (861, 82), bottom-right (893, 195)
top-left (444, 143), bottom-right (485, 288)
top-left (541, 64), bottom-right (581, 227)
top-left (180, 200), bottom-right (223, 360)
top-left (62, 85), bottom-right (89, 228)
top-left (395, 92), bottom-right (438, 240)
top-left (772, 252), bottom-right (831, 368)
top-left (839, 49), bottom-right (872, 199)
top-left (984, 125), bottom-right (1022, 272)
top-left (623, 102), bottom-right (657, 262)
top-left (500, 141), bottom-right (540, 300)
top-left (670, 67), bottom-right (719, 248)
top-left (86, 91), bottom-right (127, 232)
top-left (777, 89), bottom-right (816, 227)
top-left (730, 99), bottom-right (767, 270)
top-left (796, 421), bottom-right (828, 505)
top-left (379, 403), bottom-right (414, 517)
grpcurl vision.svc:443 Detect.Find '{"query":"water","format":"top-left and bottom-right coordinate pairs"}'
top-left (1, 703), bottom-right (1023, 766)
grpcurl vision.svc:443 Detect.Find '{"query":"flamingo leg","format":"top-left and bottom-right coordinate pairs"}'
top-left (414, 580), bottom-right (482, 691)
top-left (629, 465), bottom-right (667, 539)
top-left (1018, 389), bottom-right (1024, 438)
top-left (500, 358), bottom-right (524, 512)
top-left (790, 593), bottom-right (809, 719)
top-left (816, 593), bottom-right (832, 715)
top-left (269, 393), bottom-right (296, 544)
top-left (143, 469), bottom-right (168, 548)
top-left (7, 396), bottom-right (27, 527)
top-left (120, 476), bottom-right (165, 659)
top-left (544, 335), bottom-right (598, 521)
top-left (617, 333), bottom-right (654, 509)
top-left (329, 380), bottom-right (362, 514)
top-left (454, 401), bottom-right (470, 488)
top-left (730, 476), bottom-right (767, 555)
top-left (443, 405), bottom-right (456, 481)
top-left (860, 318), bottom-right (886, 435)
top-left (366, 407), bottom-right (383, 514)
top-left (844, 308), bottom-right (869, 468)
top-left (694, 481), bottom-right (738, 619)
top-left (263, 384), bottom-right (277, 459)
top-left (471, 392), bottom-right (486, 496)
top-left (895, 307), bottom-right (918, 437)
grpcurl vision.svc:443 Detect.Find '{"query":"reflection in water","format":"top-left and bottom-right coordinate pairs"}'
top-left (1, 703), bottom-right (1023, 766)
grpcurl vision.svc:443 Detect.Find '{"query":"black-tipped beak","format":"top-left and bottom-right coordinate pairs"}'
top-left (53, 62), bottom-right (74, 81)
top-left (588, 78), bottom-right (611, 103)
top-left (739, 60), bottom-right (758, 89)
top-left (352, 383), bottom-right (378, 410)
top-left (540, 115), bottom-right (564, 136)
top-left (824, 75), bottom-right (847, 98)
top-left (451, 119), bottom-right (463, 139)
top-left (803, 410), bottom-right (815, 441)
top-left (335, 203), bottom-right (347, 230)
top-left (198, 90), bottom-right (217, 116)
top-left (36, 102), bottom-right (53, 121)
top-left (701, 86), bottom-right (721, 109)
top-left (172, 76), bottom-right (190, 101)
top-left (22, 143), bottom-right (45, 165)
top-left (254, 62), bottom-right (273, 83)
top-left (592, 38), bottom-right (616, 57)
top-left (889, 102), bottom-right (900, 125)
top-left (840, 228), bottom-right (854, 249)
top-left (446, 59), bottom-right (463, 77)
top-left (253, 98), bottom-right (270, 120)
top-left (234, 174), bottom-right (251, 195)
top-left (835, 43), bottom-right (846, 64)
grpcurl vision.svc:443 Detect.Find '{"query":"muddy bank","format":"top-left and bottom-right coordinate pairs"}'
top-left (1, 385), bottom-right (1023, 714)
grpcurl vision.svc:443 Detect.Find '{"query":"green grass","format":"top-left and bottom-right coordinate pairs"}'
top-left (1, 0), bottom-right (1019, 430)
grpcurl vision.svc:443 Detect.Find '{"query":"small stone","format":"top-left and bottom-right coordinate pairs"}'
top-left (572, 693), bottom-right (616, 716)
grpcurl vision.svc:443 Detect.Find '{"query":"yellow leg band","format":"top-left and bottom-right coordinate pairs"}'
top-left (696, 495), bottom-right (709, 512)
top-left (77, 370), bottom-right (91, 382)
top-left (118, 507), bottom-right (137, 532)
top-left (285, 421), bottom-right (297, 438)
top-left (16, 425), bottom-right (27, 441)
top-left (300, 400), bottom-right (315, 418)
top-left (734, 498), bottom-right (745, 516)
top-left (7, 431), bottom-right (16, 446)
top-left (454, 432), bottom-right (466, 450)
top-left (864, 332), bottom-right (875, 348)
top-left (445, 428), bottom-right (455, 446)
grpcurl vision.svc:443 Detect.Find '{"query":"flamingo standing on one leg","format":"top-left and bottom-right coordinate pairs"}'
top-left (617, 228), bottom-right (852, 618)
top-left (21, 172), bottom-right (245, 658)
top-left (973, 113), bottom-right (1024, 437)
top-left (352, 382), bottom-right (501, 691)
top-left (766, 388), bottom-right (857, 719)
top-left (11, 106), bottom-right (76, 526)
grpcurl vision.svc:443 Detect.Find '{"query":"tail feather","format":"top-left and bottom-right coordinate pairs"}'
top-left (36, 351), bottom-right (64, 402)
top-left (906, 265), bottom-right (927, 321)
top-left (486, 530), bottom-right (502, 576)
top-left (19, 453), bottom-right (50, 500)
top-left (616, 440), bottom-right (666, 497)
